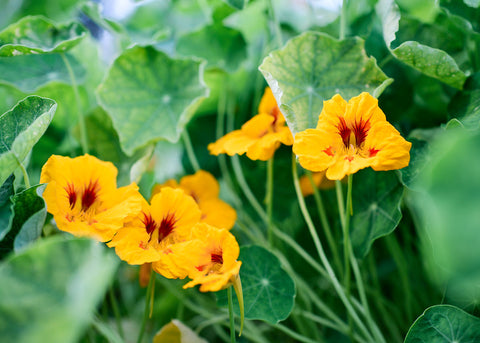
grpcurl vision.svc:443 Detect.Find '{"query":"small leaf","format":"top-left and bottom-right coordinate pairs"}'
top-left (176, 24), bottom-right (247, 73)
top-left (350, 169), bottom-right (404, 258)
top-left (97, 46), bottom-right (209, 155)
top-left (0, 16), bottom-right (87, 56)
top-left (0, 96), bottom-right (56, 186)
top-left (153, 320), bottom-right (208, 343)
top-left (0, 237), bottom-right (119, 343)
top-left (217, 245), bottom-right (296, 324)
top-left (259, 32), bottom-right (392, 135)
top-left (222, 0), bottom-right (247, 10)
top-left (405, 305), bottom-right (480, 342)
top-left (0, 175), bottom-right (15, 241)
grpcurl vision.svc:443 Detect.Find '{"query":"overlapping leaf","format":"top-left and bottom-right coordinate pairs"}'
top-left (0, 175), bottom-right (14, 242)
top-left (448, 73), bottom-right (480, 130)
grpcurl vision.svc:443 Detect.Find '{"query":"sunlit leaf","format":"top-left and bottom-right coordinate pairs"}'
top-left (217, 245), bottom-right (295, 324)
top-left (0, 16), bottom-right (87, 56)
top-left (350, 169), bottom-right (404, 258)
top-left (0, 96), bottom-right (56, 186)
top-left (153, 320), bottom-right (208, 343)
top-left (96, 46), bottom-right (209, 155)
top-left (0, 237), bottom-right (119, 343)
top-left (259, 32), bottom-right (392, 135)
top-left (405, 305), bottom-right (480, 342)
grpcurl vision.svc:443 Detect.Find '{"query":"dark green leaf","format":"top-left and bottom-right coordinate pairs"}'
top-left (217, 245), bottom-right (296, 324)
top-left (0, 237), bottom-right (119, 343)
top-left (405, 305), bottom-right (480, 342)
top-left (440, 0), bottom-right (480, 32)
top-left (96, 46), bottom-right (209, 155)
top-left (449, 73), bottom-right (480, 130)
top-left (259, 32), bottom-right (392, 135)
top-left (222, 0), bottom-right (247, 10)
top-left (0, 175), bottom-right (14, 241)
top-left (0, 96), bottom-right (56, 186)
top-left (350, 169), bottom-right (404, 258)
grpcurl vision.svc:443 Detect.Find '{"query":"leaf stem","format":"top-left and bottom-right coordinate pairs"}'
top-left (17, 159), bottom-right (31, 188)
top-left (137, 269), bottom-right (155, 343)
top-left (227, 286), bottom-right (236, 343)
top-left (182, 129), bottom-right (200, 172)
top-left (266, 156), bottom-right (274, 245)
top-left (61, 52), bottom-right (88, 154)
top-left (108, 286), bottom-right (124, 339)
top-left (267, 0), bottom-right (283, 48)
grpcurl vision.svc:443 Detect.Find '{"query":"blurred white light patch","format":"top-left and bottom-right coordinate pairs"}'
top-left (277, 0), bottom-right (342, 31)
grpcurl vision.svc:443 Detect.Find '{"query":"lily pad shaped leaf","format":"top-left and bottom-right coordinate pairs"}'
top-left (0, 96), bottom-right (56, 186)
top-left (0, 237), bottom-right (119, 343)
top-left (259, 31), bottom-right (392, 135)
top-left (97, 46), bottom-right (209, 155)
top-left (0, 16), bottom-right (87, 56)
top-left (404, 305), bottom-right (480, 342)
top-left (217, 245), bottom-right (296, 324)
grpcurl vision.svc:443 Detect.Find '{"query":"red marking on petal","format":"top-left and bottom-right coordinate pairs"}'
top-left (142, 212), bottom-right (157, 235)
top-left (345, 156), bottom-right (354, 162)
top-left (64, 183), bottom-right (77, 209)
top-left (195, 265), bottom-right (204, 272)
top-left (139, 241), bottom-right (148, 250)
top-left (271, 106), bottom-right (280, 124)
top-left (158, 213), bottom-right (176, 243)
top-left (323, 146), bottom-right (335, 157)
top-left (338, 117), bottom-right (351, 148)
top-left (164, 248), bottom-right (173, 255)
top-left (211, 253), bottom-right (223, 265)
top-left (369, 148), bottom-right (380, 157)
top-left (81, 180), bottom-right (99, 211)
top-left (352, 119), bottom-right (370, 147)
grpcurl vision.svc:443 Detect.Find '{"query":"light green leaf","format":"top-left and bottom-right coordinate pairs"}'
top-left (176, 24), bottom-right (247, 73)
top-left (153, 320), bottom-right (208, 343)
top-left (0, 84), bottom-right (26, 115)
top-left (0, 16), bottom-right (87, 56)
top-left (0, 96), bottom-right (56, 186)
top-left (97, 46), bottom-right (209, 155)
top-left (0, 175), bottom-right (14, 241)
top-left (405, 305), bottom-right (480, 342)
top-left (259, 32), bottom-right (392, 135)
top-left (0, 237), bottom-right (119, 343)
top-left (217, 245), bottom-right (296, 324)
top-left (350, 169), bottom-right (404, 258)
top-left (0, 53), bottom-right (86, 92)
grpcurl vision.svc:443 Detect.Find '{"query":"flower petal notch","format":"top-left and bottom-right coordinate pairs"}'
top-left (208, 86), bottom-right (293, 161)
top-left (293, 92), bottom-right (411, 180)
top-left (40, 154), bottom-right (142, 242)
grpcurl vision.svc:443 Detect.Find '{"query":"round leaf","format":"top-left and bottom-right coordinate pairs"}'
top-left (96, 46), bottom-right (209, 155)
top-left (0, 237), bottom-right (119, 343)
top-left (217, 245), bottom-right (296, 324)
top-left (0, 96), bottom-right (56, 186)
top-left (0, 16), bottom-right (87, 56)
top-left (259, 32), bottom-right (392, 135)
top-left (405, 305), bottom-right (480, 342)
top-left (154, 320), bottom-right (208, 343)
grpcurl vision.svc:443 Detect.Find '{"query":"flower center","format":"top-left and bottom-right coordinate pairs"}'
top-left (143, 212), bottom-right (176, 243)
top-left (82, 180), bottom-right (99, 211)
top-left (211, 252), bottom-right (223, 265)
top-left (337, 117), bottom-right (370, 149)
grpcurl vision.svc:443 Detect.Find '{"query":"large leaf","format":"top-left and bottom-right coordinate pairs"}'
top-left (405, 305), bottom-right (480, 342)
top-left (259, 32), bottom-right (392, 135)
top-left (97, 46), bottom-right (209, 155)
top-left (0, 237), bottom-right (119, 343)
top-left (217, 245), bottom-right (296, 324)
top-left (0, 16), bottom-right (86, 56)
top-left (440, 0), bottom-right (480, 33)
top-left (0, 175), bottom-right (14, 241)
top-left (0, 96), bottom-right (56, 186)
top-left (448, 73), bottom-right (480, 130)
top-left (0, 53), bottom-right (86, 92)
top-left (350, 169), bottom-right (404, 258)
top-left (176, 24), bottom-right (247, 73)
top-left (153, 320), bottom-right (208, 343)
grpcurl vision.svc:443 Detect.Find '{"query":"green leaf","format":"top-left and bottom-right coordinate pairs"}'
top-left (0, 237), bottom-right (119, 343)
top-left (0, 96), bottom-right (56, 186)
top-left (153, 320), bottom-right (208, 343)
top-left (259, 32), bottom-right (392, 135)
top-left (449, 73), bottom-right (480, 130)
top-left (217, 245), bottom-right (296, 324)
top-left (350, 169), bottom-right (404, 258)
top-left (405, 305), bottom-right (480, 342)
top-left (176, 24), bottom-right (247, 73)
top-left (222, 0), bottom-right (247, 10)
top-left (440, 0), bottom-right (480, 32)
top-left (0, 84), bottom-right (26, 115)
top-left (96, 46), bottom-right (209, 155)
top-left (0, 16), bottom-right (87, 56)
top-left (0, 53), bottom-right (86, 92)
top-left (0, 175), bottom-right (14, 241)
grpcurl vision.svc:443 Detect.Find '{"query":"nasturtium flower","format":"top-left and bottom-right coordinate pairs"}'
top-left (299, 171), bottom-right (336, 196)
top-left (108, 187), bottom-right (203, 279)
top-left (293, 92), bottom-right (412, 180)
top-left (40, 154), bottom-right (142, 242)
top-left (208, 87), bottom-right (293, 161)
top-left (183, 223), bottom-right (242, 292)
top-left (151, 170), bottom-right (236, 230)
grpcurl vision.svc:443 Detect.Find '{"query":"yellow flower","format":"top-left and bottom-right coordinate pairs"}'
top-left (293, 92), bottom-right (412, 180)
top-left (151, 170), bottom-right (236, 230)
top-left (208, 87), bottom-right (293, 161)
top-left (299, 171), bottom-right (336, 196)
top-left (108, 187), bottom-right (203, 279)
top-left (40, 154), bottom-right (142, 242)
top-left (183, 223), bottom-right (242, 292)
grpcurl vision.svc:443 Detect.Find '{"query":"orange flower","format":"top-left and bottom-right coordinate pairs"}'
top-left (151, 170), bottom-right (236, 230)
top-left (208, 87), bottom-right (293, 161)
top-left (183, 223), bottom-right (242, 292)
top-left (299, 171), bottom-right (336, 196)
top-left (108, 187), bottom-right (203, 279)
top-left (293, 93), bottom-right (411, 180)
top-left (40, 154), bottom-right (142, 242)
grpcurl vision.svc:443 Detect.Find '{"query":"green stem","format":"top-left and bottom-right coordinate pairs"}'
top-left (266, 156), bottom-right (274, 245)
top-left (291, 154), bottom-right (373, 342)
top-left (18, 160), bottom-right (31, 188)
top-left (108, 287), bottom-right (124, 339)
top-left (335, 181), bottom-right (346, 228)
top-left (274, 323), bottom-right (320, 343)
top-left (137, 270), bottom-right (155, 343)
top-left (267, 0), bottom-right (283, 48)
top-left (343, 175), bottom-right (353, 291)
top-left (227, 286), bottom-right (236, 343)
top-left (182, 130), bottom-right (200, 172)
top-left (307, 171), bottom-right (342, 274)
top-left (339, 0), bottom-right (347, 40)
top-left (61, 52), bottom-right (88, 154)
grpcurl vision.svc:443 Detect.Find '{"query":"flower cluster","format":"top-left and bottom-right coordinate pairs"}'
top-left (40, 155), bottom-right (241, 292)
